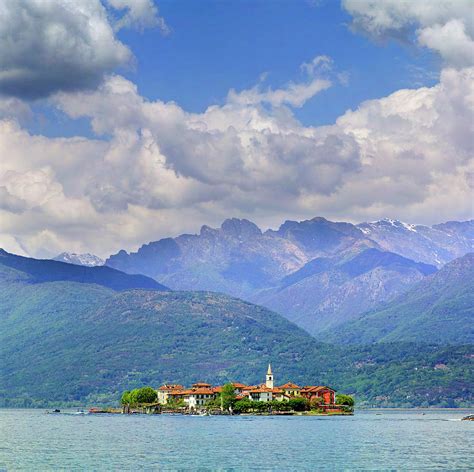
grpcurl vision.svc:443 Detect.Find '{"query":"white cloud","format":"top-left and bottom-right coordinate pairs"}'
top-left (0, 64), bottom-right (472, 258)
top-left (0, 2), bottom-right (472, 258)
top-left (0, 0), bottom-right (170, 100)
top-left (107, 0), bottom-right (170, 34)
top-left (343, 0), bottom-right (474, 67)
top-left (227, 55), bottom-right (333, 108)
top-left (0, 0), bottom-right (131, 99)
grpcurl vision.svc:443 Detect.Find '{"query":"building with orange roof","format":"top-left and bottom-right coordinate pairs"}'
top-left (230, 382), bottom-right (248, 393)
top-left (157, 384), bottom-right (185, 404)
top-left (156, 364), bottom-right (337, 409)
top-left (279, 382), bottom-right (301, 397)
top-left (245, 385), bottom-right (273, 402)
top-left (300, 386), bottom-right (336, 405)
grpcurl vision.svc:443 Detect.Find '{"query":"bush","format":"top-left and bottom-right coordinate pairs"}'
top-left (288, 397), bottom-right (309, 411)
top-left (270, 400), bottom-right (291, 411)
top-left (336, 394), bottom-right (355, 408)
top-left (233, 398), bottom-right (253, 413)
top-left (309, 397), bottom-right (323, 410)
top-left (124, 387), bottom-right (158, 405)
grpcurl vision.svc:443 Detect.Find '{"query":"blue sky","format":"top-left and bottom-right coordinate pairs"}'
top-left (126, 0), bottom-right (439, 119)
top-left (0, 0), bottom-right (472, 257)
top-left (30, 0), bottom-right (440, 138)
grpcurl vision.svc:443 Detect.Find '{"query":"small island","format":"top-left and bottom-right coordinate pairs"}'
top-left (103, 365), bottom-right (354, 416)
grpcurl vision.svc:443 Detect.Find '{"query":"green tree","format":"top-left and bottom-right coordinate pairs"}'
top-left (220, 383), bottom-right (236, 410)
top-left (336, 394), bottom-right (355, 408)
top-left (135, 386), bottom-right (158, 404)
top-left (309, 397), bottom-right (323, 411)
top-left (166, 396), bottom-right (185, 409)
top-left (233, 398), bottom-right (253, 413)
top-left (270, 400), bottom-right (291, 412)
top-left (288, 397), bottom-right (309, 411)
top-left (120, 390), bottom-right (131, 405)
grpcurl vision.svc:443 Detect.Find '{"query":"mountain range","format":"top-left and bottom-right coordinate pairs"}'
top-left (1, 249), bottom-right (472, 408)
top-left (104, 217), bottom-right (473, 336)
top-left (53, 252), bottom-right (104, 267)
top-left (325, 253), bottom-right (474, 345)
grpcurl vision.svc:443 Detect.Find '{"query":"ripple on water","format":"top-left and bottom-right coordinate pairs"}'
top-left (0, 409), bottom-right (473, 470)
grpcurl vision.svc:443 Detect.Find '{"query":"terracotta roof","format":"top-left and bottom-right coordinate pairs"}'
top-left (301, 386), bottom-right (335, 393)
top-left (279, 382), bottom-right (301, 389)
top-left (249, 387), bottom-right (273, 393)
top-left (192, 382), bottom-right (211, 388)
top-left (231, 382), bottom-right (248, 388)
top-left (158, 384), bottom-right (184, 391)
top-left (188, 388), bottom-right (216, 395)
top-left (273, 392), bottom-right (291, 398)
top-left (168, 390), bottom-right (186, 396)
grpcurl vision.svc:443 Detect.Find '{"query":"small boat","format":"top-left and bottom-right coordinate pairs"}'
top-left (461, 414), bottom-right (474, 421)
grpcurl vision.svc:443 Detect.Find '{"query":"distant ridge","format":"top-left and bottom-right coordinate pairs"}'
top-left (324, 253), bottom-right (474, 344)
top-left (0, 249), bottom-right (169, 292)
top-left (53, 252), bottom-right (104, 267)
top-left (104, 217), bottom-right (472, 334)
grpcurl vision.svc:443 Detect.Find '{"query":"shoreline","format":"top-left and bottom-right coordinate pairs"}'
top-left (2, 406), bottom-right (473, 411)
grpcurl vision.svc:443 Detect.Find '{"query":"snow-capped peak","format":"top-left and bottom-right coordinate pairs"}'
top-left (53, 252), bottom-right (104, 267)
top-left (365, 218), bottom-right (418, 232)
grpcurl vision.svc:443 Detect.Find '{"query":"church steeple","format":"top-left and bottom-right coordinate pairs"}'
top-left (266, 363), bottom-right (274, 389)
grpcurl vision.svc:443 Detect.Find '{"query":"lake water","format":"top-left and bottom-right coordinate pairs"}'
top-left (0, 409), bottom-right (472, 470)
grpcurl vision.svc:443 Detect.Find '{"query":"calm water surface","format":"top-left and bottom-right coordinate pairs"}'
top-left (0, 409), bottom-right (473, 470)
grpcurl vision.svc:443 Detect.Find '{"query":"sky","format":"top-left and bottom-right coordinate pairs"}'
top-left (0, 0), bottom-right (473, 258)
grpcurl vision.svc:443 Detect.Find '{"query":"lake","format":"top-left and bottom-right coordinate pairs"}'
top-left (0, 409), bottom-right (472, 470)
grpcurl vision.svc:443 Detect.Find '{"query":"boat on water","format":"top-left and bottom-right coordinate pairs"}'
top-left (46, 409), bottom-right (88, 415)
top-left (461, 414), bottom-right (474, 421)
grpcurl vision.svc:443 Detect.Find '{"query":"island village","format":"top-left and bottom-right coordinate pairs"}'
top-left (110, 365), bottom-right (352, 416)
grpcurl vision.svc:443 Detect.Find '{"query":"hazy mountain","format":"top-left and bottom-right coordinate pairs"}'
top-left (253, 248), bottom-right (437, 335)
top-left (357, 219), bottom-right (473, 267)
top-left (104, 216), bottom-right (473, 334)
top-left (106, 218), bottom-right (472, 292)
top-left (325, 253), bottom-right (474, 345)
top-left (0, 249), bottom-right (168, 292)
top-left (105, 217), bottom-right (376, 298)
top-left (53, 252), bottom-right (104, 267)
top-left (0, 251), bottom-right (472, 408)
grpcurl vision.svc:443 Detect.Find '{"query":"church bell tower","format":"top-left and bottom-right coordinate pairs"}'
top-left (266, 364), bottom-right (274, 389)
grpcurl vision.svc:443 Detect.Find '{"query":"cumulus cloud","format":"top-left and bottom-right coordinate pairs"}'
top-left (0, 1), bottom-right (472, 258)
top-left (227, 55), bottom-right (333, 108)
top-left (0, 0), bottom-right (170, 100)
top-left (0, 64), bottom-right (472, 258)
top-left (107, 0), bottom-right (170, 34)
top-left (0, 0), bottom-right (131, 99)
top-left (343, 0), bottom-right (474, 67)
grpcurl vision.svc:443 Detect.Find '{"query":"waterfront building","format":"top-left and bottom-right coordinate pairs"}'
top-left (279, 382), bottom-right (301, 397)
top-left (156, 364), bottom-right (337, 409)
top-left (300, 386), bottom-right (336, 405)
top-left (157, 384), bottom-right (184, 404)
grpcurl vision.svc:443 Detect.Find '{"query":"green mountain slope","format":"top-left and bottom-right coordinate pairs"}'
top-left (0, 249), bottom-right (168, 291)
top-left (253, 248), bottom-right (436, 335)
top-left (325, 253), bottom-right (474, 344)
top-left (0, 253), bottom-right (472, 408)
